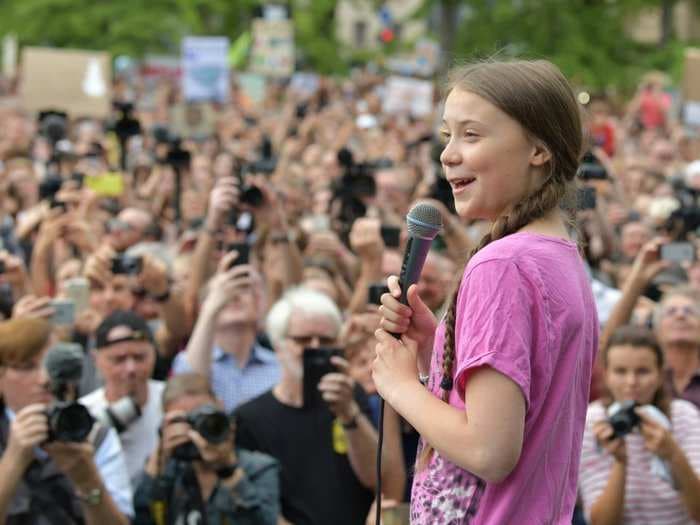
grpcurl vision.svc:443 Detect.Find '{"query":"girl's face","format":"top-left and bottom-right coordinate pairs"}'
top-left (605, 345), bottom-right (663, 406)
top-left (439, 89), bottom-right (549, 221)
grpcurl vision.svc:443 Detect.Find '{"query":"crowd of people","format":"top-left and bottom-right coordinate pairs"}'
top-left (0, 60), bottom-right (696, 525)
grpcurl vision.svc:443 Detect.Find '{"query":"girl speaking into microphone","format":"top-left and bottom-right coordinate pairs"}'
top-left (373, 60), bottom-right (598, 524)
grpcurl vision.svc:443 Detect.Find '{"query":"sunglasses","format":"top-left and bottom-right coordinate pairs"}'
top-left (286, 334), bottom-right (337, 347)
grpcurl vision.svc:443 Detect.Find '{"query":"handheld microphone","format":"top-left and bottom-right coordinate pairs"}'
top-left (397, 203), bottom-right (443, 305)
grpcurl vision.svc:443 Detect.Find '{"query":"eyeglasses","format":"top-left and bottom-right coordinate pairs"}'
top-left (286, 334), bottom-right (337, 347)
top-left (661, 304), bottom-right (700, 318)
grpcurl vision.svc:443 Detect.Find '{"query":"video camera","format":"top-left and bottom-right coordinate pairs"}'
top-left (38, 110), bottom-right (68, 147)
top-left (330, 148), bottom-right (385, 234)
top-left (578, 151), bottom-right (608, 180)
top-left (153, 127), bottom-right (191, 171)
top-left (242, 135), bottom-right (277, 176)
top-left (663, 206), bottom-right (700, 240)
top-left (171, 405), bottom-right (232, 461)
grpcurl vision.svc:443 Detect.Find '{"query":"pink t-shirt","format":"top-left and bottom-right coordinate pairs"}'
top-left (411, 232), bottom-right (599, 524)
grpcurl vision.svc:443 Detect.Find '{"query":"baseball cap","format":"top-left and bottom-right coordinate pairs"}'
top-left (95, 310), bottom-right (153, 349)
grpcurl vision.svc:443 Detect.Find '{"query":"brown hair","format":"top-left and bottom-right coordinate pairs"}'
top-left (602, 325), bottom-right (671, 416)
top-left (419, 59), bottom-right (583, 469)
top-left (0, 318), bottom-right (52, 368)
top-left (161, 372), bottom-right (216, 409)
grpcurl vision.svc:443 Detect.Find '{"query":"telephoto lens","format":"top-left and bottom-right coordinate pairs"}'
top-left (95, 396), bottom-right (142, 433)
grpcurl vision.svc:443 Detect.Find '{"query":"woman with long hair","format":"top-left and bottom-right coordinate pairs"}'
top-left (578, 325), bottom-right (700, 524)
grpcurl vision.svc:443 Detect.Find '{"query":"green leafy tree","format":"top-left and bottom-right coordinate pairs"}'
top-left (424, 0), bottom-right (700, 93)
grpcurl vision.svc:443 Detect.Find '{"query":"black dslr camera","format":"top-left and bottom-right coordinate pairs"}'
top-left (44, 343), bottom-right (95, 442)
top-left (172, 405), bottom-right (231, 461)
top-left (607, 400), bottom-right (641, 440)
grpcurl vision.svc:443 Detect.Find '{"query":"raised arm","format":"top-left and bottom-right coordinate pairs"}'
top-left (599, 238), bottom-right (669, 351)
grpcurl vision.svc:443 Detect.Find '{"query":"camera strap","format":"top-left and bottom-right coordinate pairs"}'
top-left (172, 463), bottom-right (209, 525)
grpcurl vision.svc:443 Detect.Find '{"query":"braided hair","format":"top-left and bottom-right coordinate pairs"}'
top-left (417, 59), bottom-right (583, 470)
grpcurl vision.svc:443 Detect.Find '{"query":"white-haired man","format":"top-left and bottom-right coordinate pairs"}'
top-left (234, 287), bottom-right (396, 525)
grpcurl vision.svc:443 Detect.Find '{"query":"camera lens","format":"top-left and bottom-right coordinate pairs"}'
top-left (96, 396), bottom-right (141, 433)
top-left (608, 400), bottom-right (640, 439)
top-left (188, 405), bottom-right (230, 444)
top-left (240, 186), bottom-right (264, 207)
top-left (49, 402), bottom-right (94, 442)
top-left (197, 413), bottom-right (230, 443)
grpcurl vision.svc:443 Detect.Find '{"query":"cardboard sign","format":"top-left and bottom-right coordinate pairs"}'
top-left (182, 37), bottom-right (230, 103)
top-left (683, 48), bottom-right (700, 102)
top-left (382, 76), bottom-right (434, 118)
top-left (20, 47), bottom-right (111, 118)
top-left (250, 19), bottom-right (295, 77)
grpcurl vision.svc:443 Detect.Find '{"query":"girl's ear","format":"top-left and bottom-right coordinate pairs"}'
top-left (530, 142), bottom-right (552, 167)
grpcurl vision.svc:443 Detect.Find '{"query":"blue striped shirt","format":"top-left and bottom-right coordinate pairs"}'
top-left (172, 343), bottom-right (281, 413)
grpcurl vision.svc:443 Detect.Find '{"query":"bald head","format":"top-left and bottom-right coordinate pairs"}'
top-left (110, 208), bottom-right (154, 251)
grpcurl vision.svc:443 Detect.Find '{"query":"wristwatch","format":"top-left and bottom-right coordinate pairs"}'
top-left (76, 487), bottom-right (102, 506)
top-left (341, 407), bottom-right (360, 430)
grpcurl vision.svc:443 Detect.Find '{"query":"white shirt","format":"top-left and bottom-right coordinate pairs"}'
top-left (81, 379), bottom-right (164, 487)
top-left (579, 400), bottom-right (700, 525)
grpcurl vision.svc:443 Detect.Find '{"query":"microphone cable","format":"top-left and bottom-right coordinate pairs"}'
top-left (375, 398), bottom-right (385, 525)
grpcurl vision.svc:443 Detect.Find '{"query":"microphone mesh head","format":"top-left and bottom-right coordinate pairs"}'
top-left (44, 342), bottom-right (84, 383)
top-left (406, 203), bottom-right (442, 239)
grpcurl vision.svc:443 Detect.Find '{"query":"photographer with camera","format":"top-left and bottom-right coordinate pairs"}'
top-left (0, 317), bottom-right (132, 524)
top-left (599, 237), bottom-right (700, 409)
top-left (579, 325), bottom-right (700, 524)
top-left (80, 242), bottom-right (190, 381)
top-left (134, 372), bottom-right (280, 525)
top-left (173, 251), bottom-right (280, 413)
top-left (81, 310), bottom-right (164, 487)
top-left (235, 287), bottom-right (405, 525)
top-left (186, 171), bottom-right (303, 323)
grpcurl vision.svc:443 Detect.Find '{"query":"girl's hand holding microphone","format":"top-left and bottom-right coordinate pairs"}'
top-left (373, 277), bottom-right (438, 403)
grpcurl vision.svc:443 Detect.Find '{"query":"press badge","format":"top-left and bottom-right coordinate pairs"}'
top-left (332, 418), bottom-right (348, 454)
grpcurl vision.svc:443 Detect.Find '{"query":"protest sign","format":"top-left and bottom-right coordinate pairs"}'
top-left (250, 19), bottom-right (294, 77)
top-left (20, 47), bottom-right (111, 118)
top-left (182, 37), bottom-right (230, 103)
top-left (140, 55), bottom-right (181, 81)
top-left (236, 73), bottom-right (267, 108)
top-left (290, 72), bottom-right (319, 99)
top-left (382, 76), bottom-right (434, 118)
